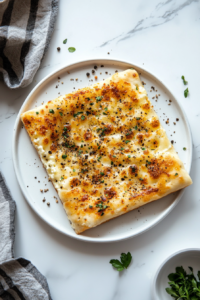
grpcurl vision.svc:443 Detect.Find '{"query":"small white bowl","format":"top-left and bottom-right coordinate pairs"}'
top-left (152, 249), bottom-right (200, 300)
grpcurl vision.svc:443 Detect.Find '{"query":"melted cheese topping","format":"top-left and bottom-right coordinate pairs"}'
top-left (21, 69), bottom-right (192, 234)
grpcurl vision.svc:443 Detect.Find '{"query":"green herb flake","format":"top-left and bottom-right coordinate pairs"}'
top-left (113, 155), bottom-right (116, 158)
top-left (101, 180), bottom-right (104, 183)
top-left (59, 112), bottom-right (63, 116)
top-left (175, 173), bottom-right (178, 176)
top-left (111, 161), bottom-right (113, 165)
top-left (98, 156), bottom-right (102, 161)
top-left (184, 88), bottom-right (189, 98)
top-left (120, 148), bottom-right (124, 151)
top-left (142, 147), bottom-right (146, 150)
top-left (103, 112), bottom-right (107, 115)
top-left (96, 96), bottom-right (103, 102)
top-left (181, 75), bottom-right (188, 85)
top-left (36, 112), bottom-right (39, 115)
top-left (183, 147), bottom-right (187, 151)
top-left (63, 39), bottom-right (67, 44)
top-left (49, 109), bottom-right (54, 114)
top-left (68, 47), bottom-right (76, 53)
top-left (62, 154), bottom-right (67, 159)
top-left (110, 252), bottom-right (132, 272)
top-left (129, 107), bottom-right (132, 110)
top-left (139, 178), bottom-right (143, 181)
top-left (61, 176), bottom-right (64, 180)
top-left (81, 115), bottom-right (85, 120)
top-left (136, 117), bottom-right (140, 120)
top-left (104, 107), bottom-right (108, 111)
top-left (128, 155), bottom-right (131, 158)
top-left (73, 169), bottom-right (75, 172)
top-left (100, 172), bottom-right (104, 175)
top-left (125, 140), bottom-right (131, 144)
top-left (136, 86), bottom-right (138, 90)
top-left (89, 205), bottom-right (93, 209)
top-left (74, 111), bottom-right (83, 118)
top-left (134, 125), bottom-right (138, 130)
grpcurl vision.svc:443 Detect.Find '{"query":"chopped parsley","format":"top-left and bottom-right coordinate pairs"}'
top-left (113, 155), bottom-right (116, 158)
top-left (100, 172), bottom-right (104, 175)
top-left (134, 125), bottom-right (138, 130)
top-left (81, 115), bottom-right (85, 120)
top-left (120, 147), bottom-right (124, 151)
top-left (68, 47), bottom-right (76, 52)
top-left (183, 147), bottom-right (187, 150)
top-left (103, 112), bottom-right (107, 115)
top-left (81, 169), bottom-right (87, 173)
top-left (139, 178), bottom-right (143, 181)
top-left (104, 107), bottom-right (108, 111)
top-left (61, 176), bottom-right (64, 180)
top-left (128, 155), bottom-right (131, 158)
top-left (146, 160), bottom-right (151, 165)
top-left (49, 109), bottom-right (54, 114)
top-left (129, 107), bottom-right (132, 110)
top-left (89, 205), bottom-right (93, 208)
top-left (74, 111), bottom-right (83, 117)
top-left (136, 86), bottom-right (138, 90)
top-left (36, 112), bottom-right (39, 115)
top-left (184, 88), bottom-right (189, 98)
top-left (96, 96), bottom-right (103, 102)
top-left (125, 140), bottom-right (131, 144)
top-left (142, 147), bottom-right (146, 150)
top-left (63, 39), bottom-right (67, 44)
top-left (89, 102), bottom-right (94, 106)
top-left (175, 173), bottom-right (178, 176)
top-left (181, 75), bottom-right (188, 85)
top-left (73, 169), bottom-right (75, 172)
top-left (98, 156), bottom-right (102, 161)
top-left (136, 117), bottom-right (140, 120)
top-left (59, 112), bottom-right (63, 116)
top-left (62, 154), bottom-right (67, 159)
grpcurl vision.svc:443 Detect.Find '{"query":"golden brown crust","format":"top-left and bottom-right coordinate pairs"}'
top-left (21, 69), bottom-right (192, 234)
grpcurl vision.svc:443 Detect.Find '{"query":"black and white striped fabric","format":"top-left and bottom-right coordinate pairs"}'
top-left (0, 173), bottom-right (53, 300)
top-left (0, 0), bottom-right (58, 89)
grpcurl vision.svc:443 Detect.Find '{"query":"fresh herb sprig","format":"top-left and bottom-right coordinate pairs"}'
top-left (166, 266), bottom-right (200, 299)
top-left (110, 252), bottom-right (132, 271)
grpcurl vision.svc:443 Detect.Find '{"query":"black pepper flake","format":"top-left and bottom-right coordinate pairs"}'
top-left (48, 151), bottom-right (52, 154)
top-left (92, 70), bottom-right (95, 74)
top-left (57, 47), bottom-right (60, 51)
top-left (176, 118), bottom-right (179, 121)
top-left (101, 65), bottom-right (104, 67)
top-left (86, 72), bottom-right (90, 77)
top-left (47, 202), bottom-right (50, 206)
top-left (94, 65), bottom-right (97, 69)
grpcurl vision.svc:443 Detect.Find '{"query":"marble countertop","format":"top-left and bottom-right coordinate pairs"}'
top-left (0, 0), bottom-right (200, 299)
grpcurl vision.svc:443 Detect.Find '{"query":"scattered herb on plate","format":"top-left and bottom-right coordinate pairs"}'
top-left (68, 47), bottom-right (76, 53)
top-left (184, 88), bottom-right (189, 98)
top-left (110, 252), bottom-right (132, 271)
top-left (63, 39), bottom-right (67, 44)
top-left (181, 75), bottom-right (188, 85)
top-left (166, 266), bottom-right (200, 300)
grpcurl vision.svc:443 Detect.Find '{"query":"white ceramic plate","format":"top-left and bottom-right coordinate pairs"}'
top-left (152, 249), bottom-right (200, 300)
top-left (13, 58), bottom-right (192, 243)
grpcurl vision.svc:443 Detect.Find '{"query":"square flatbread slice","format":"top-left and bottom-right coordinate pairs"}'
top-left (21, 69), bottom-right (192, 234)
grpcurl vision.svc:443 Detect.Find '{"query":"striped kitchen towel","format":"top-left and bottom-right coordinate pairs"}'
top-left (0, 0), bottom-right (58, 89)
top-left (0, 173), bottom-right (53, 300)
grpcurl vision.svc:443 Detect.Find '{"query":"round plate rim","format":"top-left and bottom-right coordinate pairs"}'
top-left (12, 57), bottom-right (193, 243)
top-left (151, 248), bottom-right (200, 300)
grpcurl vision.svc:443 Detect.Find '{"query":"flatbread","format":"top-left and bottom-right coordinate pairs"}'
top-left (21, 69), bottom-right (192, 234)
